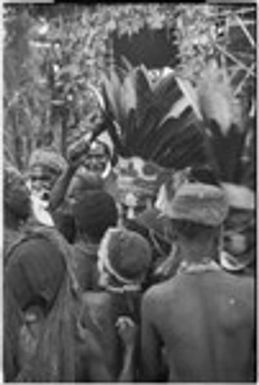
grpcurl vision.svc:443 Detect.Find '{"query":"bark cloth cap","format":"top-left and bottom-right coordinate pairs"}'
top-left (98, 227), bottom-right (152, 284)
top-left (28, 147), bottom-right (67, 174)
top-left (162, 182), bottom-right (229, 227)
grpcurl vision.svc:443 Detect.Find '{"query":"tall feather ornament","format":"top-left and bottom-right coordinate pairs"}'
top-left (197, 60), bottom-right (242, 136)
top-left (101, 61), bottom-right (210, 170)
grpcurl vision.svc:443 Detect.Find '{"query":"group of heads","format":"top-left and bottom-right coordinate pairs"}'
top-left (4, 142), bottom-right (153, 291)
top-left (4, 145), bottom-right (255, 286)
top-left (4, 139), bottom-right (112, 220)
top-left (27, 140), bottom-right (113, 199)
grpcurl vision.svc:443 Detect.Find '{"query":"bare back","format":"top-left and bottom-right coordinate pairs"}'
top-left (142, 269), bottom-right (255, 382)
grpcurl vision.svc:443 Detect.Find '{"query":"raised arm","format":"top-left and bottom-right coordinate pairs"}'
top-left (49, 137), bottom-right (89, 211)
top-left (49, 165), bottom-right (76, 211)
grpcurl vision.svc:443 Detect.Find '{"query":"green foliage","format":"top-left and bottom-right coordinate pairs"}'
top-left (174, 5), bottom-right (218, 80)
top-left (3, 4), bottom-right (178, 169)
top-left (4, 3), bottom-right (255, 171)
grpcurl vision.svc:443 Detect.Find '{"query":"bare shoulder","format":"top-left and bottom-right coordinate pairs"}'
top-left (221, 270), bottom-right (254, 297)
top-left (142, 276), bottom-right (181, 309)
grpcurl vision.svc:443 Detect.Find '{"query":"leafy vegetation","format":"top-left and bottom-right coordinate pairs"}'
top-left (4, 4), bottom-right (255, 174)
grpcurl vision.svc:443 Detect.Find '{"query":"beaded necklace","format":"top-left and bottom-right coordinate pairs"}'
top-left (177, 258), bottom-right (221, 275)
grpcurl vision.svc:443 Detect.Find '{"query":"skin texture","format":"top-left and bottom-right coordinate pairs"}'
top-left (80, 290), bottom-right (139, 381)
top-left (141, 268), bottom-right (255, 382)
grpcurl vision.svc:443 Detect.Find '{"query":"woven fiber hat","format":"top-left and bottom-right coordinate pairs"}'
top-left (164, 182), bottom-right (229, 227)
top-left (98, 227), bottom-right (152, 283)
top-left (28, 147), bottom-right (67, 174)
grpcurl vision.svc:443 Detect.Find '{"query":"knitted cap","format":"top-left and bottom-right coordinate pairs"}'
top-left (28, 147), bottom-right (67, 174)
top-left (72, 190), bottom-right (118, 239)
top-left (98, 227), bottom-right (152, 282)
top-left (164, 182), bottom-right (229, 227)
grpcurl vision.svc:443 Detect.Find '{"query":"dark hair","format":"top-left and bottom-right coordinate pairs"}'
top-left (52, 210), bottom-right (76, 244)
top-left (73, 190), bottom-right (118, 242)
top-left (172, 219), bottom-right (218, 241)
top-left (189, 165), bottom-right (220, 186)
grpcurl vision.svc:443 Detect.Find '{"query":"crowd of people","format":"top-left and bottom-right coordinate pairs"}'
top-left (3, 124), bottom-right (255, 382)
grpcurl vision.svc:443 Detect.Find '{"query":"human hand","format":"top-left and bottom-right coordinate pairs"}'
top-left (17, 310), bottom-right (43, 368)
top-left (116, 316), bottom-right (137, 349)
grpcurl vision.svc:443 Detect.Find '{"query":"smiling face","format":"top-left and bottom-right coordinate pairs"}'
top-left (82, 142), bottom-right (110, 175)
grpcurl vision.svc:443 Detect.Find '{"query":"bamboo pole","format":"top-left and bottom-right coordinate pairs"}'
top-left (216, 7), bottom-right (255, 18)
top-left (234, 64), bottom-right (255, 96)
top-left (214, 43), bottom-right (256, 77)
top-left (234, 14), bottom-right (255, 48)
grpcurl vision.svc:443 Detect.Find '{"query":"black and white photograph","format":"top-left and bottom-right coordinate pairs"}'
top-left (2, 1), bottom-right (256, 382)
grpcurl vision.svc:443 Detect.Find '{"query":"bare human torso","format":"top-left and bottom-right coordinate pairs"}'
top-left (141, 269), bottom-right (255, 382)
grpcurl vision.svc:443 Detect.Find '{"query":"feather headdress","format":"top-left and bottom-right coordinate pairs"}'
top-left (88, 58), bottom-right (249, 189)
top-left (100, 62), bottom-right (209, 170)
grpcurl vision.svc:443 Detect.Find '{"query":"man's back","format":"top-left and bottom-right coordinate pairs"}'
top-left (142, 268), bottom-right (255, 382)
top-left (80, 289), bottom-right (142, 379)
top-left (72, 241), bottom-right (99, 291)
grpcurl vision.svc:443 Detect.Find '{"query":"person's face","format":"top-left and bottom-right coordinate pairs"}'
top-left (29, 166), bottom-right (58, 197)
top-left (224, 209), bottom-right (253, 256)
top-left (82, 143), bottom-right (109, 175)
top-left (224, 232), bottom-right (247, 256)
